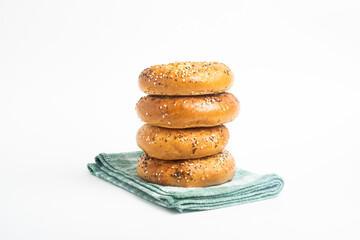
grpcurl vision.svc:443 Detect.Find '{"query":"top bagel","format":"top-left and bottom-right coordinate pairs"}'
top-left (138, 62), bottom-right (234, 95)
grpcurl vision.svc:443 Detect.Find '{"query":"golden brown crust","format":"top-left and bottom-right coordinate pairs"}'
top-left (136, 151), bottom-right (236, 187)
top-left (136, 92), bottom-right (240, 128)
top-left (136, 124), bottom-right (229, 160)
top-left (138, 62), bottom-right (234, 95)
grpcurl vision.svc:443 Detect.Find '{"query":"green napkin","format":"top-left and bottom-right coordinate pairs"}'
top-left (87, 151), bottom-right (284, 212)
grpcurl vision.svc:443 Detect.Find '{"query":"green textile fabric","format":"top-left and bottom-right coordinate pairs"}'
top-left (87, 151), bottom-right (284, 212)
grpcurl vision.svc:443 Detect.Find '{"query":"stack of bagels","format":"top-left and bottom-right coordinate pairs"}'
top-left (136, 62), bottom-right (240, 187)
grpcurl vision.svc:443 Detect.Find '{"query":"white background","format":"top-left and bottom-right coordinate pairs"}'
top-left (1, 0), bottom-right (360, 239)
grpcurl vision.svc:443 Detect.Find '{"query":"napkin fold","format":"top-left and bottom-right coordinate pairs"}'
top-left (87, 151), bottom-right (284, 212)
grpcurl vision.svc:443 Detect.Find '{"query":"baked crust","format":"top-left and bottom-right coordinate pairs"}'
top-left (136, 92), bottom-right (240, 128)
top-left (138, 62), bottom-right (234, 95)
top-left (136, 124), bottom-right (229, 160)
top-left (136, 151), bottom-right (236, 187)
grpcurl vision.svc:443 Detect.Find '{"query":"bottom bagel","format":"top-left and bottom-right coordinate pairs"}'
top-left (137, 151), bottom-right (236, 187)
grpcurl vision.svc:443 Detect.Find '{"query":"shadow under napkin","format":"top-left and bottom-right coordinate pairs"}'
top-left (87, 151), bottom-right (284, 212)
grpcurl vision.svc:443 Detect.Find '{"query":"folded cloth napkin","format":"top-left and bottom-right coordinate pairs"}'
top-left (87, 151), bottom-right (284, 212)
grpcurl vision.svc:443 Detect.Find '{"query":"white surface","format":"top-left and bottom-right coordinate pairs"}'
top-left (1, 0), bottom-right (360, 239)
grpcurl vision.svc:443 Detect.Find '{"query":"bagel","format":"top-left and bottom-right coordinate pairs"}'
top-left (136, 151), bottom-right (236, 187)
top-left (138, 62), bottom-right (234, 95)
top-left (136, 92), bottom-right (240, 128)
top-left (136, 124), bottom-right (229, 160)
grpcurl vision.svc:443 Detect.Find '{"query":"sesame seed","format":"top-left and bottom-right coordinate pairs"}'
top-left (168, 122), bottom-right (171, 124)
